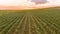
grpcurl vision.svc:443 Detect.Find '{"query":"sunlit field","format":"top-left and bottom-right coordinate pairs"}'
top-left (0, 7), bottom-right (60, 34)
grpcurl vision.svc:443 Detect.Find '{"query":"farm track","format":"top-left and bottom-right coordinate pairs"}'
top-left (0, 12), bottom-right (60, 34)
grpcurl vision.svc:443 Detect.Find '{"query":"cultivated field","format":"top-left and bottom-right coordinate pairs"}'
top-left (0, 7), bottom-right (60, 34)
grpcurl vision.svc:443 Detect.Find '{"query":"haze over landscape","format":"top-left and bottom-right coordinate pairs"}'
top-left (0, 0), bottom-right (60, 10)
top-left (0, 0), bottom-right (60, 34)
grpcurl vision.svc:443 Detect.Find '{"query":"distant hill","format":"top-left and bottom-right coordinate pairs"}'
top-left (20, 6), bottom-right (60, 12)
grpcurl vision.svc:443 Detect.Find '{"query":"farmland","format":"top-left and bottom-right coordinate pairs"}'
top-left (0, 7), bottom-right (60, 34)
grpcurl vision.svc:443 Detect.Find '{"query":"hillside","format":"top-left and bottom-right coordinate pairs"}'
top-left (0, 7), bottom-right (60, 34)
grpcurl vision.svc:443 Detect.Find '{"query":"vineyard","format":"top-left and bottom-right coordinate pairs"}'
top-left (0, 7), bottom-right (60, 34)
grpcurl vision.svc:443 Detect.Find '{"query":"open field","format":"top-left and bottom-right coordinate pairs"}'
top-left (0, 7), bottom-right (60, 34)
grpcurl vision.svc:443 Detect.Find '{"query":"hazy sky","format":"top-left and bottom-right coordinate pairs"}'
top-left (0, 0), bottom-right (60, 9)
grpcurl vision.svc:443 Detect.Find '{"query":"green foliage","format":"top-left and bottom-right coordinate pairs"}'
top-left (0, 7), bottom-right (60, 34)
